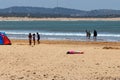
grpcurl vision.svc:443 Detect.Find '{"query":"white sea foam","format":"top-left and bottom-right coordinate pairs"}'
top-left (0, 20), bottom-right (120, 42)
top-left (98, 34), bottom-right (120, 37)
top-left (5, 31), bottom-right (120, 38)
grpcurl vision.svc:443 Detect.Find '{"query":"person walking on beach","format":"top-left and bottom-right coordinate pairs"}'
top-left (28, 33), bottom-right (32, 45)
top-left (33, 33), bottom-right (36, 45)
top-left (36, 32), bottom-right (40, 44)
top-left (93, 30), bottom-right (97, 40)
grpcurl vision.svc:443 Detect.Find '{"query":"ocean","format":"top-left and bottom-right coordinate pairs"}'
top-left (0, 20), bottom-right (120, 42)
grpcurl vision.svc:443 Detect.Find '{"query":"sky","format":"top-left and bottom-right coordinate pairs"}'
top-left (0, 0), bottom-right (120, 10)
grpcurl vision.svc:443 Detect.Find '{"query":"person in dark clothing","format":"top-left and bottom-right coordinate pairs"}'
top-left (28, 33), bottom-right (32, 45)
top-left (88, 31), bottom-right (91, 39)
top-left (86, 30), bottom-right (91, 39)
top-left (33, 33), bottom-right (36, 45)
top-left (36, 32), bottom-right (40, 44)
top-left (86, 30), bottom-right (89, 39)
top-left (93, 30), bottom-right (97, 40)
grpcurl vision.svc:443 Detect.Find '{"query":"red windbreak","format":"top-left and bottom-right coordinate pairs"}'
top-left (2, 35), bottom-right (11, 45)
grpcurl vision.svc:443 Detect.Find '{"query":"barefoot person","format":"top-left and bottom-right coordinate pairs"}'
top-left (33, 33), bottom-right (36, 45)
top-left (28, 33), bottom-right (32, 45)
top-left (36, 32), bottom-right (40, 44)
top-left (93, 30), bottom-right (97, 40)
top-left (67, 50), bottom-right (84, 54)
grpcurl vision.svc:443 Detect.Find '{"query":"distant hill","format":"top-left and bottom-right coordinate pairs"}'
top-left (0, 6), bottom-right (120, 18)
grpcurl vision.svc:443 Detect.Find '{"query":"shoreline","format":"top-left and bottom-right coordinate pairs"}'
top-left (11, 39), bottom-right (120, 46)
top-left (1, 17), bottom-right (120, 21)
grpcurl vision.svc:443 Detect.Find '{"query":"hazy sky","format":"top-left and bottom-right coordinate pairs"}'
top-left (0, 0), bottom-right (120, 10)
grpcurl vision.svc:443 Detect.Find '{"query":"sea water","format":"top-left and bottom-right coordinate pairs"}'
top-left (0, 20), bottom-right (120, 42)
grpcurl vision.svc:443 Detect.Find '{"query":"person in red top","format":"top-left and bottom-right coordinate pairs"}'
top-left (67, 50), bottom-right (84, 54)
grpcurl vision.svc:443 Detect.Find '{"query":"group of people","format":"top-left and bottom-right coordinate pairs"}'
top-left (28, 32), bottom-right (40, 45)
top-left (86, 30), bottom-right (97, 40)
top-left (28, 30), bottom-right (97, 45)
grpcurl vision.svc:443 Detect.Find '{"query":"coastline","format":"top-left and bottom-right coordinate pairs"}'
top-left (0, 39), bottom-right (120, 79)
top-left (1, 17), bottom-right (120, 21)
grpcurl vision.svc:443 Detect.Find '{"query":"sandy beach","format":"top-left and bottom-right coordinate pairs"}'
top-left (0, 39), bottom-right (120, 80)
top-left (1, 17), bottom-right (120, 21)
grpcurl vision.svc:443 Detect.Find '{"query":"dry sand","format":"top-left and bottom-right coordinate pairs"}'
top-left (1, 17), bottom-right (120, 21)
top-left (0, 39), bottom-right (120, 80)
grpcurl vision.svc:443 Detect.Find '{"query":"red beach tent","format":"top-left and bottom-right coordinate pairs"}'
top-left (0, 32), bottom-right (11, 45)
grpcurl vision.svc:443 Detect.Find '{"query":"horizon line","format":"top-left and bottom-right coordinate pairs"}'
top-left (0, 6), bottom-right (119, 11)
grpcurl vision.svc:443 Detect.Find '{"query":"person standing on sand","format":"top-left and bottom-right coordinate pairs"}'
top-left (36, 32), bottom-right (40, 44)
top-left (33, 33), bottom-right (36, 45)
top-left (28, 33), bottom-right (32, 45)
